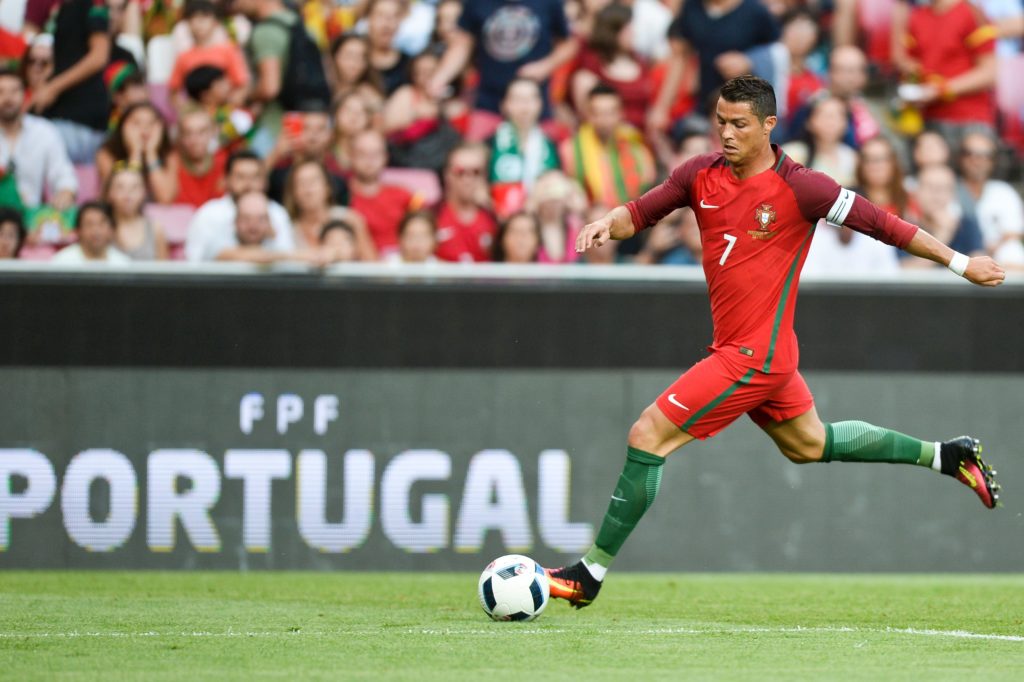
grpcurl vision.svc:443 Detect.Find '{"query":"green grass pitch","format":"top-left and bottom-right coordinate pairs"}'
top-left (2, 572), bottom-right (1023, 681)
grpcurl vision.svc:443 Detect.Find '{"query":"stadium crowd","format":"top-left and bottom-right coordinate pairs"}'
top-left (0, 0), bottom-right (1021, 270)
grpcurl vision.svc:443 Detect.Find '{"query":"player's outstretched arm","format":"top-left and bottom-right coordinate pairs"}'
top-left (575, 205), bottom-right (638, 253)
top-left (903, 228), bottom-right (1006, 287)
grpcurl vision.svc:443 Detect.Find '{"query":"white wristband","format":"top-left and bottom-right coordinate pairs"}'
top-left (948, 252), bottom-right (969, 277)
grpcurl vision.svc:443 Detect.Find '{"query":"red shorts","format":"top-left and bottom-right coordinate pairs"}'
top-left (655, 352), bottom-right (815, 439)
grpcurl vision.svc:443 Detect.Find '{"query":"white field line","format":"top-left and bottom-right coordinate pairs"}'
top-left (0, 625), bottom-right (1021, 642)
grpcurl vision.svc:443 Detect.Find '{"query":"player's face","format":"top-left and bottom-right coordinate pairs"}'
top-left (715, 99), bottom-right (775, 166)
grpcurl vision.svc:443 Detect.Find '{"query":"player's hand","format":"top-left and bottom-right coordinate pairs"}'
top-left (575, 215), bottom-right (614, 253)
top-left (964, 256), bottom-right (1005, 287)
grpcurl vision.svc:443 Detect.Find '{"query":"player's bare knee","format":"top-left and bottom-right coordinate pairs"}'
top-left (627, 406), bottom-right (667, 453)
top-left (780, 431), bottom-right (825, 464)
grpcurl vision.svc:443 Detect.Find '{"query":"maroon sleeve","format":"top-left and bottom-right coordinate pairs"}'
top-left (785, 162), bottom-right (917, 249)
top-left (626, 154), bottom-right (713, 232)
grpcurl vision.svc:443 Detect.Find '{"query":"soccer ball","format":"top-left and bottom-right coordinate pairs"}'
top-left (477, 554), bottom-right (550, 621)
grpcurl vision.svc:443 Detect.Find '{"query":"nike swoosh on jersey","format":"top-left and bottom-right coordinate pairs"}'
top-left (667, 394), bottom-right (690, 410)
top-left (699, 199), bottom-right (720, 209)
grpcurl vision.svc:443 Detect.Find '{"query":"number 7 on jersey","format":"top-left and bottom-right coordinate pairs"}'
top-left (720, 234), bottom-right (737, 266)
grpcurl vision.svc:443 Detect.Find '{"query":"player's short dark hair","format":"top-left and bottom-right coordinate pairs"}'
top-left (719, 75), bottom-right (777, 122)
top-left (75, 201), bottom-right (114, 230)
top-left (0, 206), bottom-right (26, 257)
top-left (183, 65), bottom-right (226, 102)
top-left (226, 149), bottom-right (262, 176)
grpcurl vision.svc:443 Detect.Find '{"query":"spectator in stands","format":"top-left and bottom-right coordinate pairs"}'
top-left (174, 108), bottom-right (227, 208)
top-left (283, 157), bottom-right (374, 256)
top-left (527, 169), bottom-right (584, 264)
top-left (268, 107), bottom-right (350, 205)
top-left (212, 191), bottom-right (330, 264)
top-left (329, 33), bottom-right (385, 110)
top-left (330, 90), bottom-right (376, 172)
top-left (633, 208), bottom-right (703, 266)
top-left (855, 136), bottom-right (909, 219)
top-left (347, 128), bottom-right (421, 258)
top-left (236, 0), bottom-right (322, 156)
top-left (52, 200), bottom-right (131, 264)
top-left (907, 129), bottom-right (952, 191)
top-left (957, 130), bottom-right (1024, 267)
top-left (0, 68), bottom-right (77, 211)
top-left (488, 78), bottom-right (560, 218)
top-left (975, 0), bottom-right (1024, 56)
top-left (746, 8), bottom-right (823, 138)
top-left (382, 50), bottom-right (462, 173)
top-left (319, 218), bottom-right (360, 263)
top-left (104, 62), bottom-right (148, 131)
top-left (184, 65), bottom-right (255, 150)
top-left (365, 0), bottom-right (411, 96)
top-left (787, 45), bottom-right (880, 148)
top-left (104, 165), bottom-right (169, 260)
top-left (20, 35), bottom-right (54, 104)
top-left (783, 94), bottom-right (857, 187)
top-left (671, 127), bottom-right (714, 168)
top-left (106, 0), bottom-right (145, 68)
top-left (897, 0), bottom-right (998, 141)
top-left (571, 3), bottom-right (650, 132)
top-left (0, 207), bottom-right (26, 259)
top-left (803, 136), bottom-right (903, 277)
top-left (96, 102), bottom-right (179, 204)
top-left (652, 0), bottom-right (779, 131)
top-left (492, 211), bottom-right (541, 263)
top-left (185, 150), bottom-right (295, 262)
top-left (560, 84), bottom-right (655, 208)
top-left (169, 0), bottom-right (251, 110)
top-left (435, 141), bottom-right (498, 262)
top-left (902, 163), bottom-right (985, 269)
top-left (428, 0), bottom-right (576, 116)
top-left (303, 0), bottom-right (356, 51)
top-left (32, 0), bottom-right (112, 165)
top-left (427, 0), bottom-right (463, 57)
top-left (395, 210), bottom-right (438, 263)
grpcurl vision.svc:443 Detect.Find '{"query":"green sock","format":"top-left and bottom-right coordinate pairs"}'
top-left (583, 446), bottom-right (665, 578)
top-left (823, 421), bottom-right (935, 467)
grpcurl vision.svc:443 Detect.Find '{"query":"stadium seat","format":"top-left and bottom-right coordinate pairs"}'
top-left (381, 167), bottom-right (442, 206)
top-left (145, 34), bottom-right (176, 85)
top-left (464, 110), bottom-right (502, 142)
top-left (74, 164), bottom-right (100, 203)
top-left (144, 203), bottom-right (195, 259)
top-left (17, 244), bottom-right (56, 261)
top-left (996, 54), bottom-right (1024, 154)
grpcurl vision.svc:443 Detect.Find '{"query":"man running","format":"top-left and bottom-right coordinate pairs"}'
top-left (547, 75), bottom-right (1005, 609)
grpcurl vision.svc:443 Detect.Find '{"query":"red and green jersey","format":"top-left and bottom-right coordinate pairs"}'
top-left (626, 146), bottom-right (918, 374)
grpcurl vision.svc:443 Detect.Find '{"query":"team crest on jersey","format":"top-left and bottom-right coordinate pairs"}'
top-left (748, 203), bottom-right (779, 240)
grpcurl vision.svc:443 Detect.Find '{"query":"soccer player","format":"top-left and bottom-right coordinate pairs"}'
top-left (546, 75), bottom-right (1005, 609)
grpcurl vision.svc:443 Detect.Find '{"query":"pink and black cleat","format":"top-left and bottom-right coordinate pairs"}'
top-left (943, 436), bottom-right (1001, 509)
top-left (545, 562), bottom-right (602, 609)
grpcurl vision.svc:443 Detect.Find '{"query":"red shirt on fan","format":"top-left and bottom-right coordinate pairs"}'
top-left (349, 184), bottom-right (422, 254)
top-left (434, 202), bottom-right (498, 262)
top-left (907, 1), bottom-right (996, 125)
top-left (176, 149), bottom-right (228, 207)
top-left (626, 147), bottom-right (917, 374)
